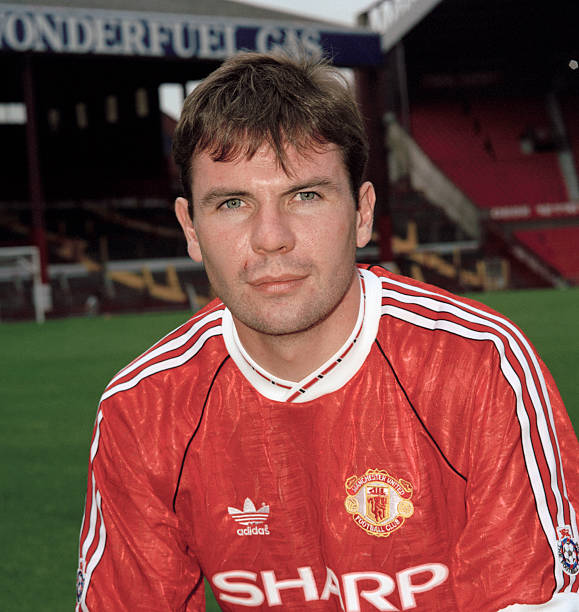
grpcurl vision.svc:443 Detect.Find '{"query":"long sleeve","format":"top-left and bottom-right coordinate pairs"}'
top-left (76, 397), bottom-right (204, 611)
top-left (451, 343), bottom-right (578, 610)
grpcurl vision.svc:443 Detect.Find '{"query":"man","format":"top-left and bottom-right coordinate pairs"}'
top-left (77, 53), bottom-right (579, 611)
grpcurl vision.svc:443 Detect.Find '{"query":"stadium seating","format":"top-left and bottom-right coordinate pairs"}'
top-left (410, 98), bottom-right (568, 207)
top-left (514, 226), bottom-right (579, 284)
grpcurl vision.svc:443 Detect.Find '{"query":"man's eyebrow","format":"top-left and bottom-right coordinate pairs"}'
top-left (281, 177), bottom-right (338, 197)
top-left (198, 189), bottom-right (252, 207)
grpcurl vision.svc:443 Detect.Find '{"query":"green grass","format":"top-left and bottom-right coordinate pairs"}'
top-left (0, 287), bottom-right (577, 610)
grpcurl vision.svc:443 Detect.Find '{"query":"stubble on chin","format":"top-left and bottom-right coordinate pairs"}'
top-left (225, 268), bottom-right (357, 338)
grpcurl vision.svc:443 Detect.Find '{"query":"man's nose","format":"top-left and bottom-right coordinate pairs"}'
top-left (250, 203), bottom-right (295, 255)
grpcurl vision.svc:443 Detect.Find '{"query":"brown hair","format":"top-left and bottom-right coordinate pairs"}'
top-left (172, 52), bottom-right (369, 204)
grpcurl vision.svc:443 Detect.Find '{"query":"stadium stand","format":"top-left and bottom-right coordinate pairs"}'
top-left (410, 97), bottom-right (568, 208)
top-left (514, 226), bottom-right (579, 284)
top-left (0, 0), bottom-right (387, 321)
top-left (387, 105), bottom-right (575, 290)
top-left (2, 0), bottom-right (578, 321)
top-left (0, 204), bottom-right (211, 319)
top-left (395, 0), bottom-right (579, 289)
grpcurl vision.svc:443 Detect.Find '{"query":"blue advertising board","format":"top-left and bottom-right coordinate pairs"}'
top-left (0, 4), bottom-right (382, 66)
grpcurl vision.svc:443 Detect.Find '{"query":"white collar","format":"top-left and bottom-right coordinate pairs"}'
top-left (221, 268), bottom-right (381, 403)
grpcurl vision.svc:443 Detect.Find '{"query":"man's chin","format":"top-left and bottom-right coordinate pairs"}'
top-left (234, 306), bottom-right (334, 338)
top-left (239, 318), bottom-right (313, 338)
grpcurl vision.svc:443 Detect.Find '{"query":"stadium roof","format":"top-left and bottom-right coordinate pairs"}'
top-left (359, 0), bottom-right (442, 53)
top-left (402, 0), bottom-right (579, 94)
top-left (2, 0), bottom-right (330, 24)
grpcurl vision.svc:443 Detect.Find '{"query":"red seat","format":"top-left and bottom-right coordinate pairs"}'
top-left (514, 226), bottom-right (579, 282)
top-left (410, 99), bottom-right (568, 208)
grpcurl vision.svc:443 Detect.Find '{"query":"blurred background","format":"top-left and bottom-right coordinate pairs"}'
top-left (0, 0), bottom-right (577, 609)
top-left (1, 0), bottom-right (578, 321)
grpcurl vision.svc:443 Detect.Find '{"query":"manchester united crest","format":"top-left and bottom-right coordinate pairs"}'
top-left (345, 468), bottom-right (414, 538)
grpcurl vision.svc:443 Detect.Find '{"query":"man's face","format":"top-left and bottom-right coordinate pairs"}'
top-left (175, 142), bottom-right (375, 337)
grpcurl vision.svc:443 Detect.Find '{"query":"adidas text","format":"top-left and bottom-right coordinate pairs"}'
top-left (237, 524), bottom-right (271, 537)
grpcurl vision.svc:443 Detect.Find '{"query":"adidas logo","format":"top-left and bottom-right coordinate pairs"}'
top-left (228, 498), bottom-right (271, 536)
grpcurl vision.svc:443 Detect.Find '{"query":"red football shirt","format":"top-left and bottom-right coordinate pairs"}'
top-left (77, 266), bottom-right (579, 611)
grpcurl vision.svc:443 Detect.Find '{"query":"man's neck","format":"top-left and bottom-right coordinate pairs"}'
top-left (232, 275), bottom-right (361, 382)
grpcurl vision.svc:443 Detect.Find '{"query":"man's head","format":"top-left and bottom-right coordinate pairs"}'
top-left (173, 52), bottom-right (375, 353)
top-left (172, 52), bottom-right (369, 205)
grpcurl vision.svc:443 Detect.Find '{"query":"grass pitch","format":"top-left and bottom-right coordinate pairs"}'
top-left (0, 287), bottom-right (577, 611)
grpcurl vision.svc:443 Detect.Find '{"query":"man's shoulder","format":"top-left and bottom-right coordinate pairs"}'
top-left (100, 298), bottom-right (228, 407)
top-left (365, 264), bottom-right (526, 379)
top-left (362, 263), bottom-right (511, 328)
top-left (366, 266), bottom-right (531, 436)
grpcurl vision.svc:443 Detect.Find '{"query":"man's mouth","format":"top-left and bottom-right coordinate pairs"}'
top-left (248, 274), bottom-right (308, 294)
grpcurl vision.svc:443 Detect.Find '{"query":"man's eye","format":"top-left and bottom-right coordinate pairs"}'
top-left (296, 192), bottom-right (318, 201)
top-left (221, 198), bottom-right (243, 209)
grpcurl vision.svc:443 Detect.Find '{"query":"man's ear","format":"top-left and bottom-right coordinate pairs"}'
top-left (356, 181), bottom-right (376, 248)
top-left (175, 197), bottom-right (203, 262)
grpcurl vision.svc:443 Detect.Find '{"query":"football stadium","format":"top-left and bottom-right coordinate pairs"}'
top-left (1, 0), bottom-right (578, 610)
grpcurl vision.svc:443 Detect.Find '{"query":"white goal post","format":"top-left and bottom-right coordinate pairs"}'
top-left (0, 245), bottom-right (50, 323)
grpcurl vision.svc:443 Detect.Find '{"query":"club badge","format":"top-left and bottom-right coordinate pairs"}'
top-left (557, 525), bottom-right (579, 576)
top-left (345, 468), bottom-right (414, 538)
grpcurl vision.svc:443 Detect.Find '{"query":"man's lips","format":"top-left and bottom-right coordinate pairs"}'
top-left (248, 274), bottom-right (308, 293)
top-left (249, 274), bottom-right (305, 286)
